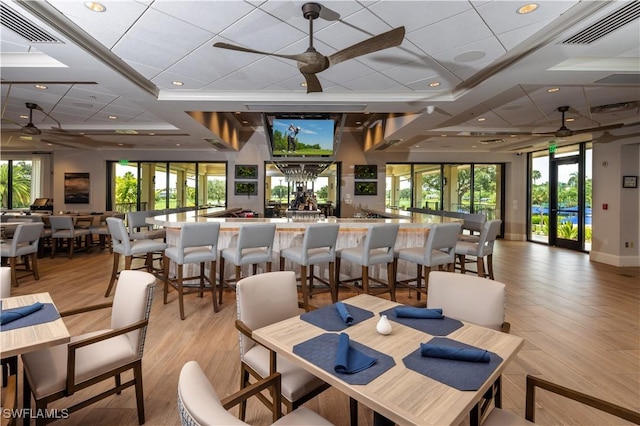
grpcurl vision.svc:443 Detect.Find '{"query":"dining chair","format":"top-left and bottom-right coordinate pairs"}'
top-left (235, 271), bottom-right (329, 419)
top-left (455, 219), bottom-right (501, 279)
top-left (393, 222), bottom-right (461, 301)
top-left (335, 223), bottom-right (399, 301)
top-left (482, 375), bottom-right (640, 425)
top-left (178, 361), bottom-right (333, 426)
top-left (219, 223), bottom-right (276, 304)
top-left (90, 212), bottom-right (125, 252)
top-left (21, 270), bottom-right (156, 426)
top-left (279, 223), bottom-right (340, 307)
top-left (0, 222), bottom-right (44, 287)
top-left (105, 217), bottom-right (166, 297)
top-left (163, 222), bottom-right (220, 319)
top-left (48, 215), bottom-right (91, 259)
top-left (127, 210), bottom-right (166, 241)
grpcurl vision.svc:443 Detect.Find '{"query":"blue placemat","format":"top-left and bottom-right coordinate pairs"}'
top-left (380, 306), bottom-right (463, 336)
top-left (300, 303), bottom-right (374, 331)
top-left (293, 333), bottom-right (395, 385)
top-left (403, 337), bottom-right (502, 391)
top-left (0, 303), bottom-right (61, 332)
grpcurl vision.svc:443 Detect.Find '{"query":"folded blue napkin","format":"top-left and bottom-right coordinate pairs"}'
top-left (335, 302), bottom-right (353, 325)
top-left (420, 342), bottom-right (490, 363)
top-left (394, 307), bottom-right (444, 319)
top-left (334, 333), bottom-right (377, 374)
top-left (1, 302), bottom-right (45, 326)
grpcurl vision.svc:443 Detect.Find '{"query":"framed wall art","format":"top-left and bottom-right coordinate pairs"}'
top-left (354, 164), bottom-right (377, 180)
top-left (235, 165), bottom-right (258, 179)
top-left (235, 181), bottom-right (258, 196)
top-left (354, 181), bottom-right (377, 196)
top-left (622, 175), bottom-right (637, 188)
top-left (64, 172), bottom-right (90, 204)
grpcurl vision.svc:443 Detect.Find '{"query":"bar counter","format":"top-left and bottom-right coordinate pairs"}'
top-left (147, 208), bottom-right (462, 284)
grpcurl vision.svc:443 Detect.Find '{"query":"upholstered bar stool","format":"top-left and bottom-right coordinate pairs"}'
top-left (0, 222), bottom-right (44, 287)
top-left (163, 222), bottom-right (220, 319)
top-left (218, 223), bottom-right (276, 304)
top-left (90, 213), bottom-right (125, 252)
top-left (279, 223), bottom-right (340, 307)
top-left (455, 219), bottom-right (501, 280)
top-left (104, 217), bottom-right (166, 297)
top-left (127, 210), bottom-right (166, 241)
top-left (49, 216), bottom-right (91, 259)
top-left (335, 223), bottom-right (399, 301)
top-left (393, 222), bottom-right (461, 301)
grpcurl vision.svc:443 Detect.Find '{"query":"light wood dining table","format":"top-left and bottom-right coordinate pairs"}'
top-left (1, 292), bottom-right (70, 358)
top-left (252, 294), bottom-right (524, 426)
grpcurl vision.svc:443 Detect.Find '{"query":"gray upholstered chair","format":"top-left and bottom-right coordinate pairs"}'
top-left (0, 222), bottom-right (44, 287)
top-left (105, 217), bottom-right (166, 297)
top-left (335, 223), bottom-right (399, 301)
top-left (279, 223), bottom-right (340, 307)
top-left (393, 222), bottom-right (461, 300)
top-left (235, 271), bottom-right (329, 420)
top-left (90, 212), bottom-right (125, 252)
top-left (21, 270), bottom-right (156, 426)
top-left (178, 361), bottom-right (333, 426)
top-left (455, 219), bottom-right (501, 279)
top-left (219, 224), bottom-right (276, 304)
top-left (49, 215), bottom-right (91, 259)
top-left (163, 222), bottom-right (221, 319)
top-left (127, 210), bottom-right (166, 241)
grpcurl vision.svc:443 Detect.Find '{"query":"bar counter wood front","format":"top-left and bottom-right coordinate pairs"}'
top-left (147, 208), bottom-right (463, 282)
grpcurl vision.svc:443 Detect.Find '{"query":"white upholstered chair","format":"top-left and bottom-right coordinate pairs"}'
top-left (21, 270), bottom-right (156, 426)
top-left (235, 271), bottom-right (329, 419)
top-left (163, 222), bottom-right (220, 319)
top-left (0, 222), bottom-right (44, 287)
top-left (335, 223), bottom-right (399, 301)
top-left (393, 222), bottom-right (461, 301)
top-left (90, 212), bottom-right (125, 251)
top-left (105, 217), bottom-right (166, 297)
top-left (49, 215), bottom-right (91, 259)
top-left (455, 219), bottom-right (501, 280)
top-left (279, 223), bottom-right (340, 307)
top-left (178, 361), bottom-right (333, 426)
top-left (127, 210), bottom-right (166, 241)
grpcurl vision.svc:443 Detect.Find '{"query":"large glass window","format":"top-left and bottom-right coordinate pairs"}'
top-left (385, 164), bottom-right (412, 209)
top-left (1, 159), bottom-right (36, 210)
top-left (414, 164), bottom-right (442, 210)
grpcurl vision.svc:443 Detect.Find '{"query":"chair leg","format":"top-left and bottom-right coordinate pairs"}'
top-left (487, 254), bottom-right (495, 280)
top-left (235, 265), bottom-right (242, 283)
top-left (198, 262), bottom-right (205, 298)
top-left (266, 261), bottom-right (272, 273)
top-left (361, 265), bottom-right (370, 294)
top-left (415, 263), bottom-right (422, 301)
top-left (423, 266), bottom-right (432, 296)
top-left (177, 264), bottom-right (185, 320)
top-left (458, 254), bottom-right (466, 274)
top-left (163, 255), bottom-right (170, 304)
top-left (279, 256), bottom-right (285, 271)
top-left (239, 366), bottom-right (250, 421)
top-left (133, 360), bottom-right (146, 425)
top-left (300, 265), bottom-right (310, 307)
top-left (477, 257), bottom-right (485, 278)
top-left (387, 262), bottom-right (396, 302)
top-left (115, 373), bottom-right (122, 394)
top-left (218, 258), bottom-right (225, 305)
top-left (68, 238), bottom-right (74, 259)
top-left (105, 252), bottom-right (120, 297)
top-left (210, 260), bottom-right (219, 313)
top-left (31, 253), bottom-right (39, 280)
top-left (335, 257), bottom-right (342, 297)
top-left (329, 261), bottom-right (337, 303)
top-left (9, 257), bottom-right (18, 287)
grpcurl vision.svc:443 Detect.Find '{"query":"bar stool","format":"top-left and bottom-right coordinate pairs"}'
top-left (127, 210), bottom-right (166, 241)
top-left (456, 219), bottom-right (501, 280)
top-left (104, 217), bottom-right (166, 297)
top-left (0, 222), bottom-right (44, 287)
top-left (163, 222), bottom-right (221, 319)
top-left (393, 222), bottom-right (461, 301)
top-left (335, 223), bottom-right (399, 301)
top-left (90, 213), bottom-right (125, 252)
top-left (218, 223), bottom-right (276, 304)
top-left (49, 216), bottom-right (91, 259)
top-left (279, 223), bottom-right (340, 307)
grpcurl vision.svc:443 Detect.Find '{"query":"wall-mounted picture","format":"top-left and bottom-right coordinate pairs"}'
top-left (64, 172), bottom-right (90, 204)
top-left (354, 165), bottom-right (378, 180)
top-left (235, 165), bottom-right (258, 179)
top-left (623, 175), bottom-right (637, 188)
top-left (235, 182), bottom-right (258, 196)
top-left (354, 181), bottom-right (377, 196)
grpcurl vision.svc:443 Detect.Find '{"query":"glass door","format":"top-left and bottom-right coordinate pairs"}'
top-left (549, 155), bottom-right (582, 250)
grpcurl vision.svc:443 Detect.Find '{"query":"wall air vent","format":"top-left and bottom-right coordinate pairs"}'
top-left (562, 1), bottom-right (640, 44)
top-left (204, 138), bottom-right (234, 151)
top-left (0, 3), bottom-right (61, 43)
top-left (479, 138), bottom-right (505, 145)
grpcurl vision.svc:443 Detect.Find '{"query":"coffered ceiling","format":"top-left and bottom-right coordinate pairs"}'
top-left (1, 0), bottom-right (639, 153)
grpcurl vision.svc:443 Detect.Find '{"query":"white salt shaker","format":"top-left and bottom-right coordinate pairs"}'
top-left (376, 315), bottom-right (392, 335)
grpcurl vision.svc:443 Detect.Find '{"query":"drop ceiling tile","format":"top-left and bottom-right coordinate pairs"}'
top-left (368, 1), bottom-right (472, 32)
top-left (149, 1), bottom-right (255, 34)
top-left (475, 1), bottom-right (578, 35)
top-left (433, 36), bottom-right (505, 73)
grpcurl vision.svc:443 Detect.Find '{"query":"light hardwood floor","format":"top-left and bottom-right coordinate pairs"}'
top-left (4, 241), bottom-right (639, 425)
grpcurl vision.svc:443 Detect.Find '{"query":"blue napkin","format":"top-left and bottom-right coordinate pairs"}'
top-left (335, 302), bottom-right (353, 325)
top-left (334, 333), bottom-right (377, 374)
top-left (1, 302), bottom-right (44, 326)
top-left (394, 307), bottom-right (444, 319)
top-left (420, 342), bottom-right (490, 363)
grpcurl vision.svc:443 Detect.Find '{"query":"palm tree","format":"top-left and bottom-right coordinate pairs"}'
top-left (0, 162), bottom-right (32, 209)
top-left (532, 170), bottom-right (542, 185)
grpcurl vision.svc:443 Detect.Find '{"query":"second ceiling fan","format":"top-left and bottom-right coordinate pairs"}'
top-left (213, 2), bottom-right (405, 93)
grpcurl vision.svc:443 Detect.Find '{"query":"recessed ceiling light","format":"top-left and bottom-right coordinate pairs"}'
top-left (242, 120), bottom-right (248, 124)
top-left (477, 117), bottom-right (486, 122)
top-left (84, 2), bottom-right (106, 12)
top-left (301, 82), bottom-right (307, 87)
top-left (517, 3), bottom-right (538, 14)
top-left (148, 133), bottom-right (155, 136)
top-left (428, 82), bottom-right (441, 87)
top-left (108, 115), bottom-right (117, 120)
top-left (171, 80), bottom-right (184, 86)
top-left (47, 143), bottom-right (53, 146)
top-left (34, 84), bottom-right (47, 90)
top-left (547, 87), bottom-right (560, 93)
top-left (356, 121), bottom-right (362, 125)
top-left (20, 114), bottom-right (28, 119)
top-left (566, 118), bottom-right (575, 122)
top-left (176, 143), bottom-right (181, 146)
top-left (472, 145), bottom-right (477, 148)
top-left (117, 143), bottom-right (124, 146)
top-left (441, 134), bottom-right (447, 137)
top-left (235, 112), bottom-right (241, 115)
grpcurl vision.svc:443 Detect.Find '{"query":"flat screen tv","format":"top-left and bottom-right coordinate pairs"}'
top-left (269, 116), bottom-right (335, 157)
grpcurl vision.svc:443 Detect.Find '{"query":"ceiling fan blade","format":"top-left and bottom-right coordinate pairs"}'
top-left (328, 26), bottom-right (405, 66)
top-left (302, 73), bottom-right (323, 93)
top-left (572, 122), bottom-right (625, 134)
top-left (213, 42), bottom-right (306, 62)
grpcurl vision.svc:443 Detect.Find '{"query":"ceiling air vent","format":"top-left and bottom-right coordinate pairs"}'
top-left (204, 138), bottom-right (234, 151)
top-left (0, 3), bottom-right (61, 43)
top-left (590, 100), bottom-right (639, 114)
top-left (479, 139), bottom-right (505, 145)
top-left (375, 139), bottom-right (402, 151)
top-left (562, 1), bottom-right (640, 44)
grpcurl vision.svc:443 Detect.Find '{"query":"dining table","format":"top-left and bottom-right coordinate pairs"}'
top-left (252, 294), bottom-right (524, 426)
